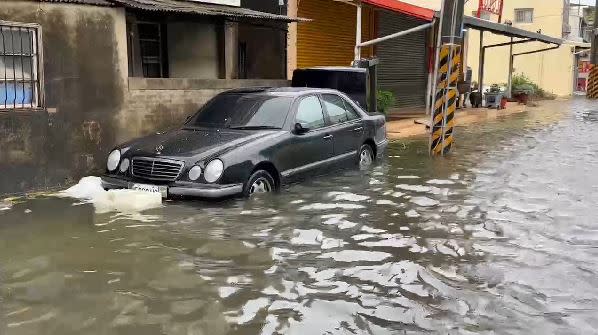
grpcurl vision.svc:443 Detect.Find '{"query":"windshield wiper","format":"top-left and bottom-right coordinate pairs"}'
top-left (228, 125), bottom-right (281, 130)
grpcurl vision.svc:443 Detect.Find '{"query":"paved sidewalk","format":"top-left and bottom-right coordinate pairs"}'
top-left (386, 102), bottom-right (529, 139)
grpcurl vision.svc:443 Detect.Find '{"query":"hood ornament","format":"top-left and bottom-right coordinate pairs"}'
top-left (155, 144), bottom-right (164, 155)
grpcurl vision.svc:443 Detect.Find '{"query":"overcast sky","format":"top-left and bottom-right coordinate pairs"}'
top-left (574, 0), bottom-right (596, 5)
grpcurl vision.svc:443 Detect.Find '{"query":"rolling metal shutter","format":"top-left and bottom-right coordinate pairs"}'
top-left (376, 10), bottom-right (429, 109)
top-left (297, 0), bottom-right (373, 68)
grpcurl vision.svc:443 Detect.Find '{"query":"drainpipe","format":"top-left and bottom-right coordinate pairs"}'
top-left (354, 2), bottom-right (362, 62)
top-left (507, 37), bottom-right (514, 98)
top-left (478, 30), bottom-right (484, 93)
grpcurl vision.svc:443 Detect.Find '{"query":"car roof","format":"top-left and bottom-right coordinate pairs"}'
top-left (223, 86), bottom-right (343, 97)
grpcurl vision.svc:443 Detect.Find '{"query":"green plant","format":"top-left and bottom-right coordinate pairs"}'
top-left (376, 90), bottom-right (396, 114)
top-left (511, 73), bottom-right (556, 100)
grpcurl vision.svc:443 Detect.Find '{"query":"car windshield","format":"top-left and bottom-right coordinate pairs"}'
top-left (186, 93), bottom-right (293, 129)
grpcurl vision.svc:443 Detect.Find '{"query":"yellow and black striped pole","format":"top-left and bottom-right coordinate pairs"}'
top-left (588, 65), bottom-right (598, 99)
top-left (430, 44), bottom-right (461, 156)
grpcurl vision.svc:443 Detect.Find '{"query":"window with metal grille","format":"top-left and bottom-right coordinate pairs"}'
top-left (514, 8), bottom-right (534, 23)
top-left (137, 22), bottom-right (165, 78)
top-left (0, 22), bottom-right (42, 110)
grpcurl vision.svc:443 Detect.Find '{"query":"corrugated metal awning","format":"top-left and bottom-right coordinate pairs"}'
top-left (38, 0), bottom-right (114, 6)
top-left (463, 15), bottom-right (562, 45)
top-left (362, 0), bottom-right (434, 21)
top-left (110, 0), bottom-right (305, 22)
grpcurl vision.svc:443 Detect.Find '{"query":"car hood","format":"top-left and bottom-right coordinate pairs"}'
top-left (123, 127), bottom-right (279, 160)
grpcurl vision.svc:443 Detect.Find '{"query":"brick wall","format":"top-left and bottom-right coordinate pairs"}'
top-left (119, 78), bottom-right (291, 142)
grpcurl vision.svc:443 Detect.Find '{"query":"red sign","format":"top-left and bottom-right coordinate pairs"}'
top-left (477, 0), bottom-right (504, 22)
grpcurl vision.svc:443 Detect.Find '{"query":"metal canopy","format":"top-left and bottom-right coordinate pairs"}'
top-left (109, 0), bottom-right (306, 22)
top-left (463, 15), bottom-right (562, 45)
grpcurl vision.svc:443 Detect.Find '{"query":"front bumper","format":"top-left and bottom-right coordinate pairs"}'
top-left (376, 138), bottom-right (389, 158)
top-left (101, 176), bottom-right (243, 198)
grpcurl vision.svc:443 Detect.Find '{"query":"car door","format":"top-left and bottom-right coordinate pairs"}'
top-left (278, 95), bottom-right (334, 179)
top-left (320, 93), bottom-right (364, 159)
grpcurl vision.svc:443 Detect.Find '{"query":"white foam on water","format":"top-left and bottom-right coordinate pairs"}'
top-left (369, 178), bottom-right (383, 185)
top-left (359, 235), bottom-right (418, 248)
top-left (291, 229), bottom-right (323, 246)
top-left (396, 184), bottom-right (432, 192)
top-left (360, 225), bottom-right (386, 234)
top-left (299, 203), bottom-right (365, 211)
top-left (351, 233), bottom-right (376, 241)
top-left (318, 250), bottom-right (392, 262)
top-left (410, 196), bottom-right (440, 207)
top-left (405, 209), bottom-right (421, 218)
top-left (326, 191), bottom-right (369, 202)
top-left (321, 237), bottom-right (347, 250)
top-left (226, 297), bottom-right (270, 324)
top-left (426, 179), bottom-right (455, 185)
top-left (60, 176), bottom-right (162, 214)
top-left (320, 214), bottom-right (359, 229)
top-left (376, 199), bottom-right (399, 206)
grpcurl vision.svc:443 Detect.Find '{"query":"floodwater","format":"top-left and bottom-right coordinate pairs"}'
top-left (2, 99), bottom-right (598, 334)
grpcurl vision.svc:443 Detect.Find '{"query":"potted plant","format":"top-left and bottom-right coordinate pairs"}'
top-left (377, 90), bottom-right (396, 115)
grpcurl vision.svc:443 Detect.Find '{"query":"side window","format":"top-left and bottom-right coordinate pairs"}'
top-left (342, 98), bottom-right (361, 121)
top-left (296, 95), bottom-right (326, 129)
top-left (322, 94), bottom-right (348, 124)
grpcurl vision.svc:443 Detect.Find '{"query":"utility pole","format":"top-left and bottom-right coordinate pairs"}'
top-left (429, 0), bottom-right (465, 156)
top-left (588, 0), bottom-right (598, 99)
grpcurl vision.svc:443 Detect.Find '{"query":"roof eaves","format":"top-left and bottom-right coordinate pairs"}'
top-left (109, 0), bottom-right (307, 23)
top-left (37, 0), bottom-right (114, 6)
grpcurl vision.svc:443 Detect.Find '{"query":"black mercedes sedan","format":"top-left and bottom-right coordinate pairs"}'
top-left (101, 87), bottom-right (387, 198)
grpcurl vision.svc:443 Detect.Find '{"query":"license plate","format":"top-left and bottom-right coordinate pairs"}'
top-left (131, 183), bottom-right (168, 198)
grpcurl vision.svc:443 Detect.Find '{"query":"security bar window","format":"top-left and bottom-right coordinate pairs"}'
top-left (514, 8), bottom-right (534, 23)
top-left (0, 22), bottom-right (42, 110)
top-left (138, 22), bottom-right (165, 78)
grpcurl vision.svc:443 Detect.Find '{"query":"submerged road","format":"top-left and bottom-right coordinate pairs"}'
top-left (1, 98), bottom-right (597, 334)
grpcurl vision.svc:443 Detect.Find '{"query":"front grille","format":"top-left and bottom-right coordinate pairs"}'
top-left (131, 157), bottom-right (184, 182)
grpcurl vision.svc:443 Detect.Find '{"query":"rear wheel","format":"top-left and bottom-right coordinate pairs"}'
top-left (358, 144), bottom-right (375, 170)
top-left (244, 170), bottom-right (275, 197)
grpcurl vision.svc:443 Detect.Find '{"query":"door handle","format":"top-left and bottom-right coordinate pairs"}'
top-left (323, 134), bottom-right (333, 140)
top-left (353, 127), bottom-right (364, 132)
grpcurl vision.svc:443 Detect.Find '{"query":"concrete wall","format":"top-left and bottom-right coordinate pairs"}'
top-left (464, 0), bottom-right (575, 96)
top-left (167, 21), bottom-right (220, 79)
top-left (122, 78), bottom-right (290, 140)
top-left (0, 1), bottom-right (128, 195)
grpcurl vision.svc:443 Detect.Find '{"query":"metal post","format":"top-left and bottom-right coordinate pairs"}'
top-left (478, 30), bottom-right (484, 92)
top-left (429, 0), bottom-right (464, 156)
top-left (587, 0), bottom-right (598, 98)
top-left (425, 20), bottom-right (437, 115)
top-left (354, 2), bottom-right (362, 62)
top-left (591, 0), bottom-right (598, 65)
top-left (507, 37), bottom-right (514, 98)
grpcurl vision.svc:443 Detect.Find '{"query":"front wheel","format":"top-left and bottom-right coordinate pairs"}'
top-left (243, 170), bottom-right (275, 197)
top-left (358, 144), bottom-right (375, 170)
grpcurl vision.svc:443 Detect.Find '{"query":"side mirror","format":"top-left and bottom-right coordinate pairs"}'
top-left (294, 122), bottom-right (310, 135)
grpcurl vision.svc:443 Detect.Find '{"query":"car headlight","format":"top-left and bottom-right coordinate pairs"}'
top-left (188, 166), bottom-right (202, 181)
top-left (119, 158), bottom-right (130, 173)
top-left (107, 149), bottom-right (121, 171)
top-left (204, 159), bottom-right (224, 183)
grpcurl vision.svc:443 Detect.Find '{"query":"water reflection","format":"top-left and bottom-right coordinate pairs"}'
top-left (1, 99), bottom-right (597, 334)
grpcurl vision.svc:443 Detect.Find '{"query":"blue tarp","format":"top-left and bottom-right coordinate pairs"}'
top-left (0, 82), bottom-right (32, 106)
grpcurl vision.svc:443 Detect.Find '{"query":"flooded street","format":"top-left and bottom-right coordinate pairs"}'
top-left (2, 99), bottom-right (598, 334)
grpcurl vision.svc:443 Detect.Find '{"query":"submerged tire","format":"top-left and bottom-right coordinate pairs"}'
top-left (243, 170), bottom-right (276, 197)
top-left (358, 144), bottom-right (375, 170)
